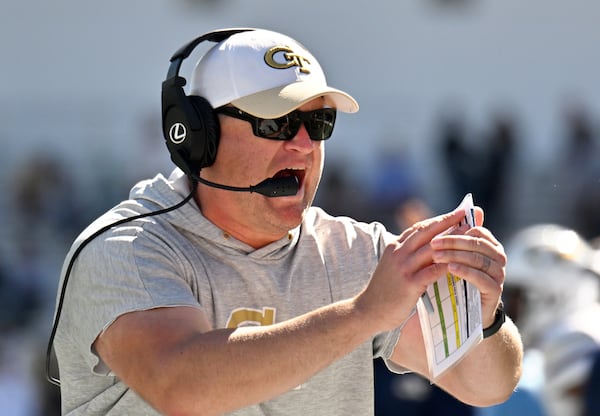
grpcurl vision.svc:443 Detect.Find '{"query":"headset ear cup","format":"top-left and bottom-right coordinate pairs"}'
top-left (188, 96), bottom-right (220, 170)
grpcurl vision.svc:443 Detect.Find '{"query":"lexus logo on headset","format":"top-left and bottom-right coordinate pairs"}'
top-left (169, 122), bottom-right (187, 144)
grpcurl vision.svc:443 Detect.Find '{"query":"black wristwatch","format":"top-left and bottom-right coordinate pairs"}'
top-left (482, 303), bottom-right (506, 339)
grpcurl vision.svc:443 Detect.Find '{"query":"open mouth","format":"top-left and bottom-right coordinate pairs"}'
top-left (273, 168), bottom-right (305, 187)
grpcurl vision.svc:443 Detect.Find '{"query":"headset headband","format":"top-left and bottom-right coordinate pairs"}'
top-left (165, 28), bottom-right (256, 84)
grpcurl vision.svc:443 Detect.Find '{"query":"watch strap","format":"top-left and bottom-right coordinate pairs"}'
top-left (482, 303), bottom-right (506, 339)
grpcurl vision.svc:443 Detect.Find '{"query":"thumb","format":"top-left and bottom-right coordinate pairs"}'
top-left (474, 206), bottom-right (484, 226)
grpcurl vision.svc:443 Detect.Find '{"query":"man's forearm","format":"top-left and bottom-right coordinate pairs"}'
top-left (152, 298), bottom-right (376, 415)
top-left (437, 318), bottom-right (523, 407)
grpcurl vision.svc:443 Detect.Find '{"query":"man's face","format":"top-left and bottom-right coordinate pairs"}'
top-left (197, 98), bottom-right (328, 247)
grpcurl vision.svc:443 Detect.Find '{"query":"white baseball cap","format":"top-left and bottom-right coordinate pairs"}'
top-left (189, 29), bottom-right (359, 118)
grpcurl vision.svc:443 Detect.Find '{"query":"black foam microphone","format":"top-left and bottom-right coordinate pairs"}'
top-left (193, 175), bottom-right (299, 197)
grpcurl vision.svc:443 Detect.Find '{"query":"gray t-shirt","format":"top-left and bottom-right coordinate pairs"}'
top-left (53, 169), bottom-right (403, 415)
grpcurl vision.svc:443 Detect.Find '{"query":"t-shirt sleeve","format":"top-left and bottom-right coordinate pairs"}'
top-left (372, 308), bottom-right (417, 374)
top-left (62, 224), bottom-right (202, 375)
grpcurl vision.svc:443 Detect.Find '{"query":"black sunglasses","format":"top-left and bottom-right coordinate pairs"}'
top-left (215, 106), bottom-right (337, 141)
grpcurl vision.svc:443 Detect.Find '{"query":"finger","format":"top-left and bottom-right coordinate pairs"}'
top-left (381, 230), bottom-right (448, 284)
top-left (379, 241), bottom-right (424, 281)
top-left (431, 235), bottom-right (507, 294)
top-left (467, 227), bottom-right (502, 248)
top-left (434, 249), bottom-right (503, 282)
top-left (447, 261), bottom-right (503, 304)
top-left (473, 206), bottom-right (484, 227)
top-left (431, 234), bottom-right (507, 267)
top-left (397, 209), bottom-right (465, 248)
top-left (482, 256), bottom-right (492, 273)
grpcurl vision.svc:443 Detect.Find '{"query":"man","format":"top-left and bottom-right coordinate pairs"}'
top-left (51, 28), bottom-right (522, 415)
top-left (502, 224), bottom-right (600, 416)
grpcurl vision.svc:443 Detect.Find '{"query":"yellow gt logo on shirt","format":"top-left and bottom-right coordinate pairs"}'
top-left (226, 307), bottom-right (276, 328)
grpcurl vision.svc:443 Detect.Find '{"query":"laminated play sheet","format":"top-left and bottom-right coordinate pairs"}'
top-left (418, 193), bottom-right (483, 379)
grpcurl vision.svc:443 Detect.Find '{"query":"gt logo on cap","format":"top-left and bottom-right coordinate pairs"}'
top-left (264, 46), bottom-right (311, 74)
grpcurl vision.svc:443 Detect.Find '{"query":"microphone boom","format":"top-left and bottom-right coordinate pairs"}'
top-left (194, 175), bottom-right (299, 197)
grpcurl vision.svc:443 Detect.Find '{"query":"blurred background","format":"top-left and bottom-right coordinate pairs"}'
top-left (1, 0), bottom-right (600, 414)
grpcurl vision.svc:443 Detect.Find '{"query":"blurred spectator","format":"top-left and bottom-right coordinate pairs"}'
top-left (0, 249), bottom-right (42, 333)
top-left (393, 197), bottom-right (433, 232)
top-left (314, 159), bottom-right (372, 222)
top-left (561, 99), bottom-right (600, 240)
top-left (541, 98), bottom-right (600, 236)
top-left (10, 152), bottom-right (83, 237)
top-left (369, 144), bottom-right (424, 234)
top-left (502, 224), bottom-right (600, 416)
top-left (476, 109), bottom-right (518, 236)
top-left (438, 107), bottom-right (517, 239)
top-left (438, 108), bottom-right (473, 203)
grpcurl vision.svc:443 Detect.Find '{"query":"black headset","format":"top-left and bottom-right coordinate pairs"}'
top-left (45, 28), bottom-right (255, 387)
top-left (162, 27), bottom-right (256, 177)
